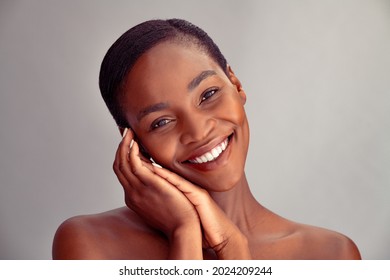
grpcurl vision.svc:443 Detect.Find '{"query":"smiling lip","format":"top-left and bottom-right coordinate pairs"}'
top-left (183, 133), bottom-right (233, 164)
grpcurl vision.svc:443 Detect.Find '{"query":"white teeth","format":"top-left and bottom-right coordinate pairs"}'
top-left (211, 148), bottom-right (219, 158)
top-left (205, 152), bottom-right (213, 161)
top-left (188, 138), bottom-right (229, 164)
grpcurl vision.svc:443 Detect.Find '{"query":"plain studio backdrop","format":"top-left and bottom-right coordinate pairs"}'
top-left (0, 0), bottom-right (389, 260)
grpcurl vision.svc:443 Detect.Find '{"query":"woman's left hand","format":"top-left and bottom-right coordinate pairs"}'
top-left (151, 165), bottom-right (252, 259)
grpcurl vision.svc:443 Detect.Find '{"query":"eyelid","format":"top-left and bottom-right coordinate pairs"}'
top-left (148, 86), bottom-right (220, 131)
top-left (150, 118), bottom-right (173, 131)
top-left (200, 87), bottom-right (219, 104)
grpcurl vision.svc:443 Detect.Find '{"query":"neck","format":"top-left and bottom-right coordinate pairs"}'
top-left (208, 173), bottom-right (266, 234)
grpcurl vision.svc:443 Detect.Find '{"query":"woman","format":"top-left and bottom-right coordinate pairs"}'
top-left (52, 19), bottom-right (361, 259)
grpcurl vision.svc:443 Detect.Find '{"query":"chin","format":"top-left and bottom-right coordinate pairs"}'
top-left (195, 166), bottom-right (245, 193)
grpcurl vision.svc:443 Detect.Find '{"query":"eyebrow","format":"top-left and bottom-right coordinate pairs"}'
top-left (137, 70), bottom-right (217, 122)
top-left (137, 102), bottom-right (168, 122)
top-left (187, 70), bottom-right (217, 91)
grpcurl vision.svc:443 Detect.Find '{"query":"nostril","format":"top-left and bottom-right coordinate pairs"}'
top-left (179, 117), bottom-right (217, 146)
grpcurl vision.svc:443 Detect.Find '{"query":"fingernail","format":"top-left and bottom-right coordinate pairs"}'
top-left (152, 162), bottom-right (162, 169)
top-left (122, 128), bottom-right (128, 138)
top-left (129, 139), bottom-right (134, 149)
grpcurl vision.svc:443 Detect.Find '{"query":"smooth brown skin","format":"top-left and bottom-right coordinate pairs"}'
top-left (53, 42), bottom-right (361, 260)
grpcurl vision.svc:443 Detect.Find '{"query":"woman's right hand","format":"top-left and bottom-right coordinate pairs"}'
top-left (113, 128), bottom-right (202, 259)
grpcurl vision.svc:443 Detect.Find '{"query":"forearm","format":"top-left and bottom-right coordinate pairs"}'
top-left (168, 223), bottom-right (203, 260)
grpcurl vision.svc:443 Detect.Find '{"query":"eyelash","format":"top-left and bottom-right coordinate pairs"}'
top-left (150, 88), bottom-right (220, 130)
top-left (151, 118), bottom-right (172, 130)
top-left (200, 88), bottom-right (219, 104)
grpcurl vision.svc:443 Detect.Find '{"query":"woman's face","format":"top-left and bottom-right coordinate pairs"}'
top-left (120, 41), bottom-right (249, 192)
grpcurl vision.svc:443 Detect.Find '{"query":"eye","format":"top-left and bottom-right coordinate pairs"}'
top-left (200, 88), bottom-right (219, 104)
top-left (150, 118), bottom-right (172, 130)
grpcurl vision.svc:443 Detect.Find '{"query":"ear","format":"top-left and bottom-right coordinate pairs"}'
top-left (227, 65), bottom-right (246, 105)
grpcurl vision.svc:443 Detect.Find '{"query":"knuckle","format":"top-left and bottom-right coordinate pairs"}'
top-left (130, 165), bottom-right (139, 175)
top-left (127, 193), bottom-right (142, 207)
top-left (112, 161), bottom-right (118, 172)
top-left (173, 179), bottom-right (181, 188)
top-left (118, 162), bottom-right (127, 173)
top-left (125, 198), bottom-right (132, 209)
top-left (125, 196), bottom-right (138, 210)
top-left (199, 188), bottom-right (211, 199)
top-left (198, 188), bottom-right (207, 195)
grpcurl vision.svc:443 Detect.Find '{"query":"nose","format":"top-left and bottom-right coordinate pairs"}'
top-left (179, 111), bottom-right (216, 145)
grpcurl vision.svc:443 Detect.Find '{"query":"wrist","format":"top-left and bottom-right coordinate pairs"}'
top-left (168, 222), bottom-right (203, 260)
top-left (214, 231), bottom-right (251, 260)
top-left (170, 222), bottom-right (200, 241)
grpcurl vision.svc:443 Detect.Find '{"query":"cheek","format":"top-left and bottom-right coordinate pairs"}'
top-left (219, 92), bottom-right (247, 126)
top-left (221, 92), bottom-right (250, 151)
top-left (143, 136), bottom-right (178, 166)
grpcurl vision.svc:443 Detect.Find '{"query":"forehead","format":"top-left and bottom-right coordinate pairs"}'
top-left (121, 41), bottom-right (226, 121)
top-left (125, 41), bottom-right (222, 92)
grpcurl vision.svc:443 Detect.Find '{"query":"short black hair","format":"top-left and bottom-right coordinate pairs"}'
top-left (99, 18), bottom-right (228, 128)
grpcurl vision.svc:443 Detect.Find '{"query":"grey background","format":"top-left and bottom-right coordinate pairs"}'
top-left (0, 0), bottom-right (389, 259)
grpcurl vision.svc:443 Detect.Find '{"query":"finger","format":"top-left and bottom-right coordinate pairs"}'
top-left (116, 136), bottom-right (172, 196)
top-left (128, 141), bottom-right (187, 194)
top-left (152, 166), bottom-right (197, 192)
top-left (120, 127), bottom-right (135, 160)
top-left (128, 141), bottom-right (159, 184)
top-left (151, 166), bottom-right (207, 206)
top-left (113, 128), bottom-right (147, 193)
top-left (114, 155), bottom-right (137, 209)
top-left (115, 128), bottom-right (133, 175)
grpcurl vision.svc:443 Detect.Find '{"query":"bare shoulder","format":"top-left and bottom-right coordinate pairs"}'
top-left (251, 211), bottom-right (361, 259)
top-left (52, 207), bottom-right (168, 259)
top-left (295, 224), bottom-right (361, 259)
